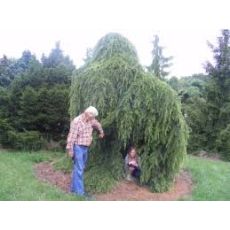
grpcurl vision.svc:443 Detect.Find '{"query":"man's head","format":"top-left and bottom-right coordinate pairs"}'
top-left (84, 106), bottom-right (98, 121)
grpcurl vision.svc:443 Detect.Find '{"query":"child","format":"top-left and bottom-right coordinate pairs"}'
top-left (125, 146), bottom-right (141, 181)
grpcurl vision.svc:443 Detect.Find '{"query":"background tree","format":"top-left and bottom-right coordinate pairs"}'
top-left (0, 43), bottom-right (75, 150)
top-left (83, 48), bottom-right (93, 65)
top-left (0, 51), bottom-right (35, 87)
top-left (148, 35), bottom-right (173, 80)
top-left (205, 29), bottom-right (230, 159)
top-left (168, 74), bottom-right (209, 153)
top-left (70, 33), bottom-right (188, 193)
top-left (0, 56), bottom-right (17, 87)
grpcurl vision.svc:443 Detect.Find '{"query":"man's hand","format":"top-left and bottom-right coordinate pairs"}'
top-left (99, 133), bottom-right (104, 139)
top-left (66, 149), bottom-right (74, 158)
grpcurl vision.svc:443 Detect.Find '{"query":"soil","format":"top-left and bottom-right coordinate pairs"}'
top-left (34, 162), bottom-right (193, 201)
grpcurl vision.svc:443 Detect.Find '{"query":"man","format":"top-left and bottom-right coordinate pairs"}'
top-left (66, 106), bottom-right (104, 196)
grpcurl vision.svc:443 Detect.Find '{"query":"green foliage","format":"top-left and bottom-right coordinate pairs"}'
top-left (0, 118), bottom-right (13, 146)
top-left (70, 33), bottom-right (188, 192)
top-left (0, 87), bottom-right (10, 117)
top-left (0, 56), bottom-right (15, 87)
top-left (0, 51), bottom-right (36, 87)
top-left (85, 165), bottom-right (118, 193)
top-left (0, 43), bottom-right (75, 149)
top-left (168, 74), bottom-right (210, 153)
top-left (204, 29), bottom-right (230, 154)
top-left (18, 85), bottom-right (70, 140)
top-left (53, 152), bottom-right (119, 193)
top-left (90, 33), bottom-right (139, 66)
top-left (147, 34), bottom-right (173, 80)
top-left (0, 87), bottom-right (12, 146)
top-left (183, 96), bottom-right (208, 152)
top-left (216, 124), bottom-right (230, 160)
top-left (167, 77), bottom-right (180, 91)
top-left (41, 42), bottom-right (75, 70)
top-left (7, 130), bottom-right (44, 151)
top-left (53, 154), bottom-right (73, 173)
top-left (169, 31), bottom-right (230, 160)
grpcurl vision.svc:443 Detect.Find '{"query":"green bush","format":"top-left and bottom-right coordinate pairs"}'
top-left (0, 118), bottom-right (13, 146)
top-left (7, 130), bottom-right (44, 151)
top-left (53, 153), bottom-right (119, 193)
top-left (216, 124), bottom-right (230, 160)
top-left (183, 96), bottom-right (209, 152)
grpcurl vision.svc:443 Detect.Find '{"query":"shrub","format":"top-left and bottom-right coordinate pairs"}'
top-left (216, 124), bottom-right (230, 160)
top-left (7, 130), bottom-right (44, 151)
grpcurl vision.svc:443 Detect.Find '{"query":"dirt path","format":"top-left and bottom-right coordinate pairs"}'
top-left (34, 163), bottom-right (193, 201)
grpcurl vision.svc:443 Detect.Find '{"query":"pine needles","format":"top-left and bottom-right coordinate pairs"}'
top-left (70, 33), bottom-right (188, 192)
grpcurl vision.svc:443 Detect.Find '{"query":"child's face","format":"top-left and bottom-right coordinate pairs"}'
top-left (129, 149), bottom-right (136, 158)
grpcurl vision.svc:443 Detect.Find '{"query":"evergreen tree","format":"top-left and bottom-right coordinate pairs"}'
top-left (205, 29), bottom-right (230, 158)
top-left (167, 76), bottom-right (180, 91)
top-left (0, 86), bottom-right (12, 146)
top-left (70, 33), bottom-right (188, 192)
top-left (148, 35), bottom-right (173, 80)
top-left (0, 43), bottom-right (75, 149)
top-left (41, 41), bottom-right (75, 70)
top-left (83, 48), bottom-right (93, 64)
top-left (0, 56), bottom-right (16, 87)
top-left (168, 74), bottom-right (210, 153)
top-left (14, 43), bottom-right (74, 142)
top-left (0, 51), bottom-right (35, 87)
top-left (15, 50), bottom-right (36, 73)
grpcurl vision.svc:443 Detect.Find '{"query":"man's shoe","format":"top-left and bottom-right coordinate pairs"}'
top-left (84, 192), bottom-right (96, 201)
top-left (126, 174), bottom-right (134, 181)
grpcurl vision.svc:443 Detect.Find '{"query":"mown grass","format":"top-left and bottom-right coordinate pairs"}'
top-left (1, 150), bottom-right (230, 200)
top-left (0, 150), bottom-right (84, 201)
top-left (183, 155), bottom-right (230, 201)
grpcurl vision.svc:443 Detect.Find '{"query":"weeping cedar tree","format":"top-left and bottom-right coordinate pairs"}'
top-left (70, 33), bottom-right (188, 192)
top-left (147, 35), bottom-right (173, 80)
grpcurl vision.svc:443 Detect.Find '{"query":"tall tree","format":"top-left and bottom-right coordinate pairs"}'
top-left (41, 41), bottom-right (75, 70)
top-left (171, 74), bottom-right (209, 152)
top-left (205, 29), bottom-right (230, 158)
top-left (0, 56), bottom-right (16, 87)
top-left (13, 43), bottom-right (75, 141)
top-left (83, 48), bottom-right (93, 65)
top-left (0, 51), bottom-right (36, 88)
top-left (0, 43), bottom-right (76, 150)
top-left (148, 35), bottom-right (173, 80)
top-left (70, 33), bottom-right (188, 192)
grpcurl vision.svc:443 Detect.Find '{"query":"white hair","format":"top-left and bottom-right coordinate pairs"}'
top-left (85, 106), bottom-right (98, 117)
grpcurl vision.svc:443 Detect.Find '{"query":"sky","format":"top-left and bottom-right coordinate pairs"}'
top-left (0, 0), bottom-right (229, 77)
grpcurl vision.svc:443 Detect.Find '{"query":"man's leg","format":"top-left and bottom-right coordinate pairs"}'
top-left (71, 145), bottom-right (86, 195)
top-left (82, 146), bottom-right (88, 169)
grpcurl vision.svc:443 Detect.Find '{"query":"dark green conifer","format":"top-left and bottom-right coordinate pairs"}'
top-left (70, 33), bottom-right (188, 192)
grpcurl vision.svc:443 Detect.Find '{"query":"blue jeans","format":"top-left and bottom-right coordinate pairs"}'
top-left (71, 145), bottom-right (89, 196)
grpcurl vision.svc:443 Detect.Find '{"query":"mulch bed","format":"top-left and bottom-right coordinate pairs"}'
top-left (34, 162), bottom-right (193, 201)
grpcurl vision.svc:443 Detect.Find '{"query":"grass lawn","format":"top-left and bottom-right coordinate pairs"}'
top-left (1, 150), bottom-right (230, 201)
top-left (184, 155), bottom-right (230, 201)
top-left (0, 150), bottom-right (84, 201)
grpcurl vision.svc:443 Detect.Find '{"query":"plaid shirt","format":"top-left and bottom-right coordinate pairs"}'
top-left (66, 114), bottom-right (104, 153)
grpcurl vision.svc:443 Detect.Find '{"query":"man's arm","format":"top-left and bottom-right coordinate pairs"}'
top-left (91, 119), bottom-right (104, 138)
top-left (66, 118), bottom-right (79, 156)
